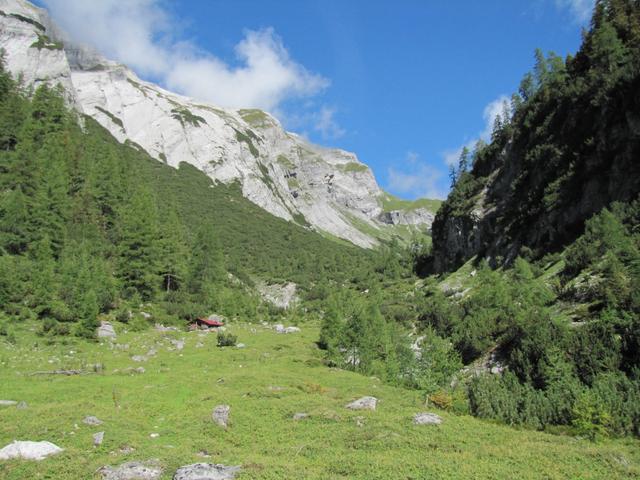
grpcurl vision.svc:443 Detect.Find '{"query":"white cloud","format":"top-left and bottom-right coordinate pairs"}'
top-left (387, 152), bottom-right (447, 200)
top-left (42, 0), bottom-right (329, 112)
top-left (441, 94), bottom-right (510, 168)
top-left (555, 0), bottom-right (595, 23)
top-left (313, 106), bottom-right (346, 140)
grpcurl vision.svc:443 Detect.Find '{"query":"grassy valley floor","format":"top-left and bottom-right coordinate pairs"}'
top-left (0, 323), bottom-right (638, 479)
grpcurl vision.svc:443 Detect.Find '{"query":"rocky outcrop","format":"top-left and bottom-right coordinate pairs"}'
top-left (345, 396), bottom-right (377, 411)
top-left (0, 0), bottom-right (438, 248)
top-left (0, 440), bottom-right (63, 460)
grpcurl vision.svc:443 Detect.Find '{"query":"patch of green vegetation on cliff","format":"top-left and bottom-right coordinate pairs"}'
top-left (234, 128), bottom-right (260, 158)
top-left (95, 106), bottom-right (124, 129)
top-left (29, 33), bottom-right (63, 50)
top-left (238, 108), bottom-right (271, 128)
top-left (380, 192), bottom-right (442, 214)
top-left (171, 107), bottom-right (207, 128)
top-left (338, 162), bottom-right (368, 174)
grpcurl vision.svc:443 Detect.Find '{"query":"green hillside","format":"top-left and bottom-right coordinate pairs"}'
top-left (1, 323), bottom-right (638, 479)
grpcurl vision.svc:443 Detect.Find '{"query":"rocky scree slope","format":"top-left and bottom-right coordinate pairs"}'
top-left (0, 0), bottom-right (437, 248)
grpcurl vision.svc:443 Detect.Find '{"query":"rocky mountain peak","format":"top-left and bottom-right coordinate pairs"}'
top-left (0, 0), bottom-right (439, 247)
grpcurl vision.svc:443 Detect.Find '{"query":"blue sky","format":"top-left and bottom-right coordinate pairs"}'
top-left (38, 0), bottom-right (594, 199)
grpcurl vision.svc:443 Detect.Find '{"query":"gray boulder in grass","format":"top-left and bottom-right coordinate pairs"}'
top-left (173, 463), bottom-right (241, 480)
top-left (0, 440), bottom-right (64, 460)
top-left (98, 460), bottom-right (163, 479)
top-left (345, 396), bottom-right (378, 411)
top-left (97, 322), bottom-right (117, 339)
top-left (413, 412), bottom-right (443, 425)
top-left (212, 405), bottom-right (230, 428)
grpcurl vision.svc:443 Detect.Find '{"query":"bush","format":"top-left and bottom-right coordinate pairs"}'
top-left (217, 331), bottom-right (237, 347)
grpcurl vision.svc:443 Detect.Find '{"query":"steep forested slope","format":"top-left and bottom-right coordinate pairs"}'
top-left (429, 0), bottom-right (640, 273)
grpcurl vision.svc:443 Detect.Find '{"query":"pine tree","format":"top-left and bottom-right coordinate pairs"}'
top-left (188, 223), bottom-right (226, 307)
top-left (116, 186), bottom-right (161, 300)
top-left (158, 208), bottom-right (189, 294)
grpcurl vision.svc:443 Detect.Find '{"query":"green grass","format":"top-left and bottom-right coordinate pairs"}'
top-left (380, 192), bottom-right (442, 214)
top-left (276, 155), bottom-right (295, 170)
top-left (1, 323), bottom-right (638, 479)
top-left (238, 109), bottom-right (272, 129)
top-left (339, 162), bottom-right (369, 174)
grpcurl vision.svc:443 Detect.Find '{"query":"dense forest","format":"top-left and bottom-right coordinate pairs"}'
top-left (403, 0), bottom-right (639, 437)
top-left (1, 0), bottom-right (639, 444)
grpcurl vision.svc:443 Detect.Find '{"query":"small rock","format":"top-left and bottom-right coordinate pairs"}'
top-left (155, 324), bottom-right (178, 332)
top-left (16, 401), bottom-right (28, 410)
top-left (413, 412), bottom-right (443, 425)
top-left (118, 445), bottom-right (135, 455)
top-left (98, 461), bottom-right (163, 480)
top-left (354, 416), bottom-right (365, 427)
top-left (195, 342), bottom-right (204, 348)
top-left (83, 415), bottom-right (104, 426)
top-left (0, 400), bottom-right (17, 407)
top-left (149, 433), bottom-right (159, 438)
top-left (140, 312), bottom-right (152, 319)
top-left (134, 367), bottom-right (146, 374)
top-left (147, 349), bottom-right (157, 357)
top-left (173, 463), bottom-right (241, 480)
top-left (235, 343), bottom-right (246, 349)
top-left (274, 324), bottom-right (300, 334)
top-left (212, 405), bottom-right (230, 428)
top-left (131, 355), bottom-right (148, 363)
top-left (93, 431), bottom-right (105, 446)
top-left (346, 396), bottom-right (377, 411)
top-left (292, 413), bottom-right (308, 421)
top-left (171, 339), bottom-right (185, 350)
top-left (97, 322), bottom-right (117, 339)
top-left (0, 440), bottom-right (63, 461)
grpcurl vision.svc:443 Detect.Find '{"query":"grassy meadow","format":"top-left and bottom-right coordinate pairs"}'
top-left (1, 322), bottom-right (638, 479)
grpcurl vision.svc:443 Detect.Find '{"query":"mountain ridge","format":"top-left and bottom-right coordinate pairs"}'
top-left (0, 0), bottom-right (439, 248)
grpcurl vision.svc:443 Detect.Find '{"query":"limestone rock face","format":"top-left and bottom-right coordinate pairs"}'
top-left (0, 0), bottom-right (437, 248)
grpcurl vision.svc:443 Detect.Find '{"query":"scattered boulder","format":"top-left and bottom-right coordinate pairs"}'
top-left (133, 367), bottom-right (146, 374)
top-left (131, 355), bottom-right (147, 363)
top-left (170, 339), bottom-right (185, 351)
top-left (98, 460), bottom-right (163, 480)
top-left (149, 433), bottom-right (159, 439)
top-left (83, 415), bottom-right (103, 426)
top-left (0, 400), bottom-right (17, 407)
top-left (140, 312), bottom-right (152, 319)
top-left (274, 324), bottom-right (300, 334)
top-left (155, 324), bottom-right (178, 332)
top-left (212, 405), bottom-right (230, 428)
top-left (235, 343), bottom-right (246, 349)
top-left (97, 322), bottom-right (117, 339)
top-left (292, 413), bottom-right (308, 421)
top-left (413, 412), bottom-right (443, 425)
top-left (173, 463), bottom-right (241, 480)
top-left (93, 431), bottom-right (105, 446)
top-left (16, 401), bottom-right (28, 410)
top-left (345, 396), bottom-right (377, 411)
top-left (0, 440), bottom-right (63, 461)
